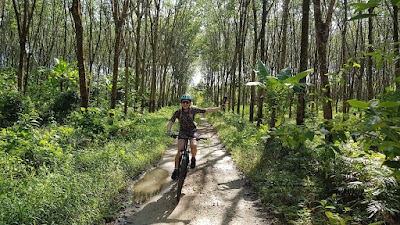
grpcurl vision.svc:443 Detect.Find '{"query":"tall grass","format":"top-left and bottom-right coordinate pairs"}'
top-left (0, 106), bottom-right (176, 224)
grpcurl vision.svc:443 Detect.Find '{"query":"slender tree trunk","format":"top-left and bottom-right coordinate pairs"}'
top-left (229, 29), bottom-right (240, 113)
top-left (71, 0), bottom-right (89, 109)
top-left (313, 0), bottom-right (335, 142)
top-left (141, 0), bottom-right (149, 111)
top-left (149, 0), bottom-right (160, 113)
top-left (249, 0), bottom-right (258, 122)
top-left (110, 0), bottom-right (130, 110)
top-left (257, 0), bottom-right (268, 125)
top-left (341, 0), bottom-right (348, 115)
top-left (135, 0), bottom-right (143, 111)
top-left (367, 7), bottom-right (374, 100)
top-left (124, 40), bottom-right (130, 115)
top-left (295, 0), bottom-right (310, 125)
top-left (279, 0), bottom-right (290, 70)
top-left (358, 17), bottom-right (365, 101)
top-left (393, 4), bottom-right (400, 87)
top-left (236, 0), bottom-right (250, 114)
top-left (12, 0), bottom-right (37, 92)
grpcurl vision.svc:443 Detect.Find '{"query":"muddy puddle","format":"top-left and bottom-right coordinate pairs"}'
top-left (132, 168), bottom-right (169, 205)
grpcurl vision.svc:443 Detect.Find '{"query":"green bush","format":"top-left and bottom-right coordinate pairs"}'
top-left (51, 90), bottom-right (80, 123)
top-left (0, 91), bottom-right (35, 128)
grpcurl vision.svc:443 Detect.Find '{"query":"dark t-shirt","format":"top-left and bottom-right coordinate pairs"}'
top-left (170, 107), bottom-right (206, 131)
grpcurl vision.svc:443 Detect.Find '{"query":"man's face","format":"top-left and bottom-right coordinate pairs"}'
top-left (181, 100), bottom-right (191, 109)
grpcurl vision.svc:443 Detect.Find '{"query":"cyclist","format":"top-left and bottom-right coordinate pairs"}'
top-left (166, 94), bottom-right (225, 180)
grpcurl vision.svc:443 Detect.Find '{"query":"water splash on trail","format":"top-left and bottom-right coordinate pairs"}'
top-left (132, 168), bottom-right (169, 205)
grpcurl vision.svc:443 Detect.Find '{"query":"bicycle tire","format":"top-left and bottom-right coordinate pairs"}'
top-left (177, 155), bottom-right (188, 202)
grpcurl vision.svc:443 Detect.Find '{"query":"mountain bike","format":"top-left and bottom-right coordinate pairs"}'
top-left (170, 134), bottom-right (207, 202)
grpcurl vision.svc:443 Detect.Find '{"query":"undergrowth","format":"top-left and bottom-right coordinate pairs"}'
top-left (205, 111), bottom-right (400, 224)
top-left (0, 106), bottom-right (176, 224)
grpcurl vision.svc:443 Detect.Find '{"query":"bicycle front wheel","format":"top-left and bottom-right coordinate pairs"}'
top-left (177, 155), bottom-right (188, 202)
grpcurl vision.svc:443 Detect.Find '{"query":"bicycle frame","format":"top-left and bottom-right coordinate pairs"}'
top-left (170, 134), bottom-right (206, 201)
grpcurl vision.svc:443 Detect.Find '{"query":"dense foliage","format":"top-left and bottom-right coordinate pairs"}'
top-left (200, 88), bottom-right (400, 224)
top-left (0, 101), bottom-right (176, 224)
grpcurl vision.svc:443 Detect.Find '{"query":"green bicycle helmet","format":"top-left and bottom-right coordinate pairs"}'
top-left (180, 94), bottom-right (192, 102)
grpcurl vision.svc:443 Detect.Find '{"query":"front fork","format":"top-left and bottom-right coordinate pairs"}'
top-left (178, 150), bottom-right (189, 179)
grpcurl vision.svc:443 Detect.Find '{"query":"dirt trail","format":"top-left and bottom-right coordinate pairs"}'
top-left (112, 117), bottom-right (269, 225)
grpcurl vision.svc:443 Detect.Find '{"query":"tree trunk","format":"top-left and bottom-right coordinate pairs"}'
top-left (71, 0), bottom-right (89, 109)
top-left (12, 0), bottom-right (37, 92)
top-left (135, 0), bottom-right (143, 111)
top-left (124, 41), bottom-right (130, 115)
top-left (249, 0), bottom-right (258, 122)
top-left (341, 0), bottom-right (348, 115)
top-left (393, 4), bottom-right (400, 87)
top-left (296, 0), bottom-right (310, 125)
top-left (236, 0), bottom-right (250, 114)
top-left (110, 0), bottom-right (130, 110)
top-left (279, 0), bottom-right (290, 70)
top-left (257, 0), bottom-right (268, 125)
top-left (149, 0), bottom-right (160, 113)
top-left (367, 7), bottom-right (374, 100)
top-left (141, 0), bottom-right (149, 111)
top-left (313, 0), bottom-right (335, 142)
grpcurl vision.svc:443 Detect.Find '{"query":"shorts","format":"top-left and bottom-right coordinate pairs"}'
top-left (178, 129), bottom-right (198, 139)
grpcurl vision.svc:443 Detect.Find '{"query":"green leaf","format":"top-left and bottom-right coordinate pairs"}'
top-left (391, 0), bottom-right (400, 6)
top-left (383, 160), bottom-right (400, 169)
top-left (285, 69), bottom-right (313, 84)
top-left (257, 61), bottom-right (270, 83)
top-left (320, 129), bottom-right (330, 135)
top-left (381, 127), bottom-right (400, 142)
top-left (306, 131), bottom-right (315, 141)
top-left (394, 76), bottom-right (400, 83)
top-left (392, 171), bottom-right (400, 180)
top-left (377, 101), bottom-right (400, 108)
top-left (277, 68), bottom-right (292, 81)
top-left (351, 0), bottom-right (381, 13)
top-left (335, 131), bottom-right (348, 142)
top-left (347, 99), bottom-right (370, 109)
top-left (349, 13), bottom-right (378, 21)
top-left (332, 145), bottom-right (341, 153)
top-left (382, 146), bottom-right (400, 158)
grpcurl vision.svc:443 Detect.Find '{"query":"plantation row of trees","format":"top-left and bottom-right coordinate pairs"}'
top-left (1, 0), bottom-right (201, 113)
top-left (199, 0), bottom-right (399, 125)
top-left (2, 0), bottom-right (399, 123)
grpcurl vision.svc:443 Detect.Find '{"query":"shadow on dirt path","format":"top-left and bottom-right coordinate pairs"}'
top-left (111, 117), bottom-right (270, 225)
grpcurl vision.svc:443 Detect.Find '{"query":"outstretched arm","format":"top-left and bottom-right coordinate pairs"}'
top-left (205, 105), bottom-right (224, 113)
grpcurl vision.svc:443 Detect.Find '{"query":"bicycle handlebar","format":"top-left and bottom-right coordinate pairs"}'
top-left (169, 134), bottom-right (207, 141)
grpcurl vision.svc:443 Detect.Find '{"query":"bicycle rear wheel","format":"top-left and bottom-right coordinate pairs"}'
top-left (177, 155), bottom-right (188, 202)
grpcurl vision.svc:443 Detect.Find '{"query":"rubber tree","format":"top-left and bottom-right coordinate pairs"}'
top-left (11, 0), bottom-right (37, 92)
